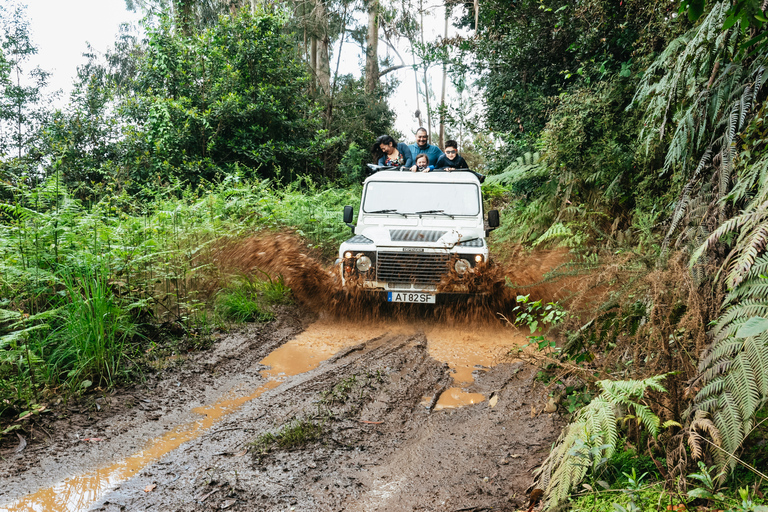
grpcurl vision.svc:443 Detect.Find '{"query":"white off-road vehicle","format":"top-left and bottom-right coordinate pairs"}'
top-left (337, 166), bottom-right (500, 304)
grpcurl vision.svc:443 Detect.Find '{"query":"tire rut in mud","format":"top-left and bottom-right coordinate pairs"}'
top-left (83, 328), bottom-right (560, 512)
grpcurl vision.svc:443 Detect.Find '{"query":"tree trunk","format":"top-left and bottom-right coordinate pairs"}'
top-left (315, 0), bottom-right (331, 95)
top-left (176, 0), bottom-right (194, 35)
top-left (412, 49), bottom-right (423, 127)
top-left (438, 10), bottom-right (448, 148)
top-left (419, 1), bottom-right (431, 141)
top-left (310, 36), bottom-right (318, 92)
top-left (365, 0), bottom-right (380, 94)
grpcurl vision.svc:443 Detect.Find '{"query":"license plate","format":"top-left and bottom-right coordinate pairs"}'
top-left (387, 292), bottom-right (436, 304)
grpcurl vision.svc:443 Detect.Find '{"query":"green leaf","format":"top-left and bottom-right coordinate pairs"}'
top-left (723, 13), bottom-right (738, 30)
top-left (688, 0), bottom-right (705, 22)
top-left (687, 488), bottom-right (716, 499)
top-left (735, 316), bottom-right (768, 338)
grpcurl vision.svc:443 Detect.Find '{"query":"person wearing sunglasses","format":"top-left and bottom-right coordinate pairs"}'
top-left (435, 140), bottom-right (469, 172)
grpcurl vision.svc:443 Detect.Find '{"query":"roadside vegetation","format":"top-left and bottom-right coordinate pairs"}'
top-left (3, 0), bottom-right (768, 510)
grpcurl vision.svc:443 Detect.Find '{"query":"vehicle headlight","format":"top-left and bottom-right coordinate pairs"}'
top-left (474, 254), bottom-right (483, 263)
top-left (454, 259), bottom-right (471, 275)
top-left (356, 255), bottom-right (372, 272)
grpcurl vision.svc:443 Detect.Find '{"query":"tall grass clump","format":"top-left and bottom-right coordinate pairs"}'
top-left (47, 267), bottom-right (138, 390)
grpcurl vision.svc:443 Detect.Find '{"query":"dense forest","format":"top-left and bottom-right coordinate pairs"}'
top-left (3, 0), bottom-right (768, 509)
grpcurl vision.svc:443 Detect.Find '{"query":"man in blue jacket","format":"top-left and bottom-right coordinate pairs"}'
top-left (408, 127), bottom-right (443, 172)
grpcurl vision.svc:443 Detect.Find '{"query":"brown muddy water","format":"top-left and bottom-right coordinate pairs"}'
top-left (1, 318), bottom-right (527, 512)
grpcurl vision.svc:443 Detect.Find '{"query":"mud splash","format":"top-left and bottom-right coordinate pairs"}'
top-left (215, 233), bottom-right (573, 324)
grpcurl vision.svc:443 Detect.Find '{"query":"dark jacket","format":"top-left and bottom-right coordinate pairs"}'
top-left (378, 143), bottom-right (414, 168)
top-left (436, 153), bottom-right (469, 170)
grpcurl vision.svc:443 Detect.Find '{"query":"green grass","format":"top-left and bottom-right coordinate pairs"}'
top-left (0, 172), bottom-right (351, 417)
top-left (252, 417), bottom-right (325, 454)
top-left (50, 266), bottom-right (139, 391)
top-left (214, 273), bottom-right (294, 324)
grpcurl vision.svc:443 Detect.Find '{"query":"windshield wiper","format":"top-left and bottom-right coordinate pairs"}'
top-left (415, 209), bottom-right (454, 218)
top-left (370, 209), bottom-right (409, 217)
top-left (450, 237), bottom-right (480, 248)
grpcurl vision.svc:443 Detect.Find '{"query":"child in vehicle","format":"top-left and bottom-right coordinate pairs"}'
top-left (414, 153), bottom-right (434, 173)
top-left (435, 140), bottom-right (469, 172)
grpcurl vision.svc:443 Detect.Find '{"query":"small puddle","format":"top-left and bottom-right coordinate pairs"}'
top-left (422, 324), bottom-right (526, 410)
top-left (0, 319), bottom-right (525, 511)
top-left (0, 320), bottom-right (389, 512)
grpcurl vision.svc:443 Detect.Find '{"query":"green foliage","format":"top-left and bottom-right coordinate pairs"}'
top-left (687, 461), bottom-right (727, 501)
top-left (215, 276), bottom-right (279, 323)
top-left (49, 267), bottom-right (138, 390)
top-left (459, 0), bottom-right (683, 141)
top-left (688, 254), bottom-right (768, 472)
top-left (511, 294), bottom-right (567, 352)
top-left (534, 375), bottom-right (668, 510)
top-left (336, 142), bottom-right (368, 187)
top-left (543, 81), bottom-right (639, 203)
top-left (253, 417), bottom-right (325, 454)
top-left (0, 3), bottom-right (50, 165)
top-left (483, 151), bottom-right (547, 198)
top-left (0, 171), bottom-right (354, 413)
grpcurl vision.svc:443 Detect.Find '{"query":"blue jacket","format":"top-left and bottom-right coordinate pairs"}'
top-left (378, 142), bottom-right (414, 168)
top-left (408, 143), bottom-right (444, 168)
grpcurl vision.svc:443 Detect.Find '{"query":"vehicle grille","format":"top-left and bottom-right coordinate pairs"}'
top-left (376, 252), bottom-right (450, 285)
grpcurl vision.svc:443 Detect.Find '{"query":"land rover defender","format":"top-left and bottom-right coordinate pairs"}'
top-left (337, 167), bottom-right (499, 304)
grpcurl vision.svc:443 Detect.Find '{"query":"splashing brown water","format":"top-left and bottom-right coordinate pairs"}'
top-left (214, 233), bottom-right (573, 324)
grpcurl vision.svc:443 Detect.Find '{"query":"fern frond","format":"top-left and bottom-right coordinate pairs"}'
top-left (535, 376), bottom-right (666, 509)
top-left (726, 224), bottom-right (768, 288)
top-left (692, 252), bottom-right (768, 472)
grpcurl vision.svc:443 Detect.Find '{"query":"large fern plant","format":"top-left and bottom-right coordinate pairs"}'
top-left (534, 375), bottom-right (668, 510)
top-left (686, 253), bottom-right (768, 471)
top-left (632, 0), bottom-right (768, 255)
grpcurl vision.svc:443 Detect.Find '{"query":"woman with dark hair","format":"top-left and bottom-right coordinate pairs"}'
top-left (372, 135), bottom-right (414, 168)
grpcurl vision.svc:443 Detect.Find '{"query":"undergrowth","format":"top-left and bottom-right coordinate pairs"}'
top-left (0, 173), bottom-right (352, 430)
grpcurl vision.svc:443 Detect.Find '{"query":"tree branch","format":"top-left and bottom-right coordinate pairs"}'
top-left (378, 64), bottom-right (408, 78)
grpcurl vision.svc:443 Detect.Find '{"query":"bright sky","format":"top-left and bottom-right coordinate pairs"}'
top-left (20, 0), bottom-right (471, 144)
top-left (23, 0), bottom-right (142, 98)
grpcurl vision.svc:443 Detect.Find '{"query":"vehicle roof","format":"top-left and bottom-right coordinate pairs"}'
top-left (364, 170), bottom-right (481, 185)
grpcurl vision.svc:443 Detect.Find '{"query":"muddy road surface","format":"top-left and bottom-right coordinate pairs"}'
top-left (1, 236), bottom-right (569, 511)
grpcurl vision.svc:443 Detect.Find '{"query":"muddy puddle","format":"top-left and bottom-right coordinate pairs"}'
top-left (1, 318), bottom-right (526, 512)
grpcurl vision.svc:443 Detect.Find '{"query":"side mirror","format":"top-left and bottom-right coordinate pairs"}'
top-left (343, 205), bottom-right (355, 232)
top-left (488, 209), bottom-right (500, 229)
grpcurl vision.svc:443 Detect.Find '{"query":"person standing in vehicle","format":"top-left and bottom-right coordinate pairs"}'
top-left (373, 134), bottom-right (414, 168)
top-left (435, 140), bottom-right (469, 172)
top-left (408, 127), bottom-right (443, 172)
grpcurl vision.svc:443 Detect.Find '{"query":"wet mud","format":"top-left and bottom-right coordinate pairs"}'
top-left (0, 234), bottom-right (572, 511)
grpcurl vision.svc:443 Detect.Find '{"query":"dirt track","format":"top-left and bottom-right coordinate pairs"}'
top-left (0, 305), bottom-right (562, 512)
top-left (1, 235), bottom-right (573, 512)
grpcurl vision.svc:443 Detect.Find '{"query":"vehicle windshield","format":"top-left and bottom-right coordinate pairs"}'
top-left (362, 181), bottom-right (480, 216)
